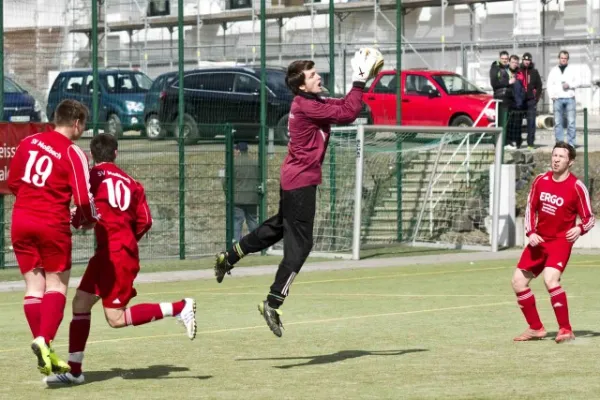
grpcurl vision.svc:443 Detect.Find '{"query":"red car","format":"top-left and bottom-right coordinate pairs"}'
top-left (362, 69), bottom-right (496, 127)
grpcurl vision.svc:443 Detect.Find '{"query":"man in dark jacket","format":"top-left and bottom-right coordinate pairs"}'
top-left (221, 142), bottom-right (260, 243)
top-left (489, 51), bottom-right (511, 127)
top-left (517, 52), bottom-right (543, 149)
top-left (213, 48), bottom-right (380, 337)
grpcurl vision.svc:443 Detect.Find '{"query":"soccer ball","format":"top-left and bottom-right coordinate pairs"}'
top-left (366, 48), bottom-right (384, 78)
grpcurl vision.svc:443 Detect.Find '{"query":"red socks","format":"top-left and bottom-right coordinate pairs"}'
top-left (39, 291), bottom-right (67, 344)
top-left (23, 296), bottom-right (42, 338)
top-left (124, 301), bottom-right (185, 327)
top-left (516, 288), bottom-right (543, 330)
top-left (68, 313), bottom-right (91, 376)
top-left (549, 286), bottom-right (571, 331)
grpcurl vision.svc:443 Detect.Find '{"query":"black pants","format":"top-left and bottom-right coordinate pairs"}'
top-left (525, 99), bottom-right (537, 146)
top-left (507, 109), bottom-right (525, 148)
top-left (236, 185), bottom-right (316, 307)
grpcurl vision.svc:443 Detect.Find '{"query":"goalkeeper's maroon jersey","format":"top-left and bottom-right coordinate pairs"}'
top-left (525, 171), bottom-right (595, 240)
top-left (8, 130), bottom-right (98, 229)
top-left (86, 162), bottom-right (152, 254)
top-left (280, 82), bottom-right (365, 191)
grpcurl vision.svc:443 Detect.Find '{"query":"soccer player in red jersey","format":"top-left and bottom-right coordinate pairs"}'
top-left (213, 48), bottom-right (382, 337)
top-left (8, 99), bottom-right (99, 375)
top-left (512, 142), bottom-right (595, 343)
top-left (44, 133), bottom-right (197, 386)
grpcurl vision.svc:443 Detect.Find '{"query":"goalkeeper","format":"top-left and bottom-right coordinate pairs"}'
top-left (214, 48), bottom-right (382, 337)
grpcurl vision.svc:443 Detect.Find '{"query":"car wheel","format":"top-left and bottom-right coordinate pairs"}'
top-left (450, 115), bottom-right (474, 127)
top-left (145, 114), bottom-right (165, 140)
top-left (177, 114), bottom-right (199, 145)
top-left (106, 114), bottom-right (123, 138)
top-left (275, 114), bottom-right (289, 144)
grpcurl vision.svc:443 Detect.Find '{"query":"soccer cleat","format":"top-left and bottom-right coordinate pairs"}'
top-left (48, 342), bottom-right (71, 374)
top-left (555, 328), bottom-right (575, 343)
top-left (258, 300), bottom-right (284, 338)
top-left (44, 372), bottom-right (85, 386)
top-left (179, 298), bottom-right (197, 340)
top-left (31, 337), bottom-right (52, 375)
top-left (513, 327), bottom-right (547, 342)
top-left (214, 252), bottom-right (233, 283)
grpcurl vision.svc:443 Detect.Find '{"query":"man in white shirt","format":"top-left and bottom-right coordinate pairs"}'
top-left (547, 50), bottom-right (577, 147)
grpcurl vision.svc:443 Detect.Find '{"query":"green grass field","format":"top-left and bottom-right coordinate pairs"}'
top-left (2, 253), bottom-right (600, 399)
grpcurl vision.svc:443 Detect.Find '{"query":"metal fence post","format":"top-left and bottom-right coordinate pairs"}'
top-left (177, 0), bottom-right (185, 259)
top-left (329, 143), bottom-right (336, 247)
top-left (329, 0), bottom-right (335, 97)
top-left (259, 0), bottom-right (267, 255)
top-left (584, 107), bottom-right (589, 188)
top-left (225, 125), bottom-right (234, 247)
top-left (396, 0), bottom-right (403, 242)
top-left (92, 0), bottom-right (99, 136)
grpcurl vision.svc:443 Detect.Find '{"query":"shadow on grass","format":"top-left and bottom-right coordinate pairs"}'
top-left (236, 349), bottom-right (428, 369)
top-left (46, 364), bottom-right (211, 388)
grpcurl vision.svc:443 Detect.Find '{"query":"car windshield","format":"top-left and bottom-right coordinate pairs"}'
top-left (102, 72), bottom-right (153, 93)
top-left (432, 74), bottom-right (485, 95)
top-left (265, 70), bottom-right (289, 94)
top-left (4, 78), bottom-right (24, 93)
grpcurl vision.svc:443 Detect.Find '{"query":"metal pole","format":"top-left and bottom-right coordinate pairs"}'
top-left (178, 0), bottom-right (186, 259)
top-left (374, 0), bottom-right (378, 45)
top-left (259, 0), bottom-right (267, 239)
top-left (352, 125), bottom-right (365, 260)
top-left (329, 0), bottom-right (335, 96)
top-left (441, 0), bottom-right (446, 69)
top-left (104, 0), bottom-right (108, 68)
top-left (396, 0), bottom-right (402, 241)
top-left (491, 131), bottom-right (503, 252)
top-left (584, 107), bottom-right (589, 187)
top-left (197, 0), bottom-right (201, 66)
top-left (92, 0), bottom-right (99, 136)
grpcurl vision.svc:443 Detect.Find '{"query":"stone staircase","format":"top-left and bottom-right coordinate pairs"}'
top-left (359, 146), bottom-right (496, 246)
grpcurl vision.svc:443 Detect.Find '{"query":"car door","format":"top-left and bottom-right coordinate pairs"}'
top-left (232, 73), bottom-right (260, 123)
top-left (185, 72), bottom-right (235, 134)
top-left (404, 74), bottom-right (444, 126)
top-left (363, 73), bottom-right (412, 125)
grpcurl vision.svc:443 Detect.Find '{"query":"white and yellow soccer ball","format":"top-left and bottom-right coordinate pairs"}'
top-left (365, 47), bottom-right (384, 79)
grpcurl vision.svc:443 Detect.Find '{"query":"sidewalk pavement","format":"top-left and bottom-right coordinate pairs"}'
top-left (0, 248), bottom-right (599, 293)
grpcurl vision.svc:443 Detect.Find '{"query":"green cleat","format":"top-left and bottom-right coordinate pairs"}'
top-left (214, 252), bottom-right (233, 283)
top-left (49, 342), bottom-right (71, 374)
top-left (31, 337), bottom-right (52, 376)
top-left (258, 301), bottom-right (284, 338)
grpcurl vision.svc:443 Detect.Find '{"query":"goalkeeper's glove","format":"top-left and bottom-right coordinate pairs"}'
top-left (351, 48), bottom-right (378, 83)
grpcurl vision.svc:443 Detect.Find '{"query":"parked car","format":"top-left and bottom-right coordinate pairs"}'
top-left (363, 69), bottom-right (496, 127)
top-left (143, 71), bottom-right (177, 140)
top-left (157, 66), bottom-right (293, 145)
top-left (47, 68), bottom-right (153, 137)
top-left (3, 76), bottom-right (44, 123)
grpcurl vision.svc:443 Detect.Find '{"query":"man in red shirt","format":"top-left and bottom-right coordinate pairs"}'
top-left (512, 142), bottom-right (594, 343)
top-left (214, 48), bottom-right (382, 337)
top-left (44, 133), bottom-right (197, 386)
top-left (8, 99), bottom-right (99, 376)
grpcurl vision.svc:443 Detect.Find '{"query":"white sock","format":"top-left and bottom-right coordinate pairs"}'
top-left (159, 303), bottom-right (174, 317)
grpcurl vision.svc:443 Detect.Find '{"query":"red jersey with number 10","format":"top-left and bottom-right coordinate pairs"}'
top-left (85, 162), bottom-right (152, 254)
top-left (8, 131), bottom-right (98, 229)
top-left (525, 171), bottom-right (595, 240)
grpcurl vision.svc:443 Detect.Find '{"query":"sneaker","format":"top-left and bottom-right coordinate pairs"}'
top-left (555, 328), bottom-right (575, 343)
top-left (179, 298), bottom-right (197, 340)
top-left (44, 372), bottom-right (85, 386)
top-left (48, 341), bottom-right (70, 374)
top-left (31, 337), bottom-right (52, 376)
top-left (513, 327), bottom-right (547, 342)
top-left (214, 252), bottom-right (233, 283)
top-left (258, 300), bottom-right (283, 338)
top-left (527, 146), bottom-right (535, 151)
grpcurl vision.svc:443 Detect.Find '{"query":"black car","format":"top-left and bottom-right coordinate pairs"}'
top-left (158, 66), bottom-right (293, 145)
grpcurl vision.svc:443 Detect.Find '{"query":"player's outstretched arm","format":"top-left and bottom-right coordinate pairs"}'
top-left (574, 179), bottom-right (595, 236)
top-left (134, 182), bottom-right (153, 241)
top-left (67, 145), bottom-right (99, 225)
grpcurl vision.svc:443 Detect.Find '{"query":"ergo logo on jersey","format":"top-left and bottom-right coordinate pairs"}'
top-left (540, 191), bottom-right (564, 206)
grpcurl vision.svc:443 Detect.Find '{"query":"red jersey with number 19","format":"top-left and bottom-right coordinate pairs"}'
top-left (8, 131), bottom-right (98, 229)
top-left (85, 162), bottom-right (152, 255)
top-left (525, 171), bottom-right (595, 240)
